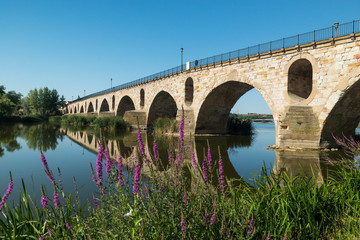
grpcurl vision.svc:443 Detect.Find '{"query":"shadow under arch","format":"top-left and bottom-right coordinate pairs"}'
top-left (88, 102), bottom-right (94, 113)
top-left (100, 99), bottom-right (110, 112)
top-left (117, 96), bottom-right (135, 117)
top-left (320, 76), bottom-right (360, 148)
top-left (195, 81), bottom-right (272, 134)
top-left (147, 91), bottom-right (177, 129)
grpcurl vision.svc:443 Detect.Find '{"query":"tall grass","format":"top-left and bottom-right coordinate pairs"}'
top-left (153, 117), bottom-right (177, 135)
top-left (0, 116), bottom-right (360, 238)
top-left (227, 113), bottom-right (253, 135)
top-left (61, 115), bottom-right (129, 130)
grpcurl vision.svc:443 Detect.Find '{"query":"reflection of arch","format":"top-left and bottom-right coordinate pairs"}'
top-left (100, 99), bottom-right (110, 112)
top-left (80, 106), bottom-right (84, 113)
top-left (185, 78), bottom-right (194, 105)
top-left (117, 96), bottom-right (135, 116)
top-left (287, 59), bottom-right (312, 101)
top-left (88, 102), bottom-right (94, 113)
top-left (196, 81), bottom-right (271, 134)
top-left (320, 76), bottom-right (360, 147)
top-left (112, 95), bottom-right (115, 110)
top-left (148, 91), bottom-right (177, 128)
top-left (140, 89), bottom-right (145, 108)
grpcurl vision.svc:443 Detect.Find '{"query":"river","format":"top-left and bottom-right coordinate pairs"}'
top-left (0, 122), bottom-right (349, 205)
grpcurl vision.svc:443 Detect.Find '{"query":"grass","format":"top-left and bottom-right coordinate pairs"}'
top-left (153, 117), bottom-right (177, 135)
top-left (0, 115), bottom-right (360, 239)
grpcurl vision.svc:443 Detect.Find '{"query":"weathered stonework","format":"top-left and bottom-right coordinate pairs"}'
top-left (67, 34), bottom-right (360, 149)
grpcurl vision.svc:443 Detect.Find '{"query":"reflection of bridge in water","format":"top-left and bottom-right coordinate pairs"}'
top-left (62, 129), bottom-right (336, 185)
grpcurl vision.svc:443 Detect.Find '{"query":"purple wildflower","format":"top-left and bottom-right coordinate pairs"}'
top-left (66, 222), bottom-right (74, 231)
top-left (40, 152), bottom-right (55, 183)
top-left (153, 140), bottom-right (159, 162)
top-left (183, 193), bottom-right (187, 204)
top-left (191, 152), bottom-right (197, 168)
top-left (247, 215), bottom-right (254, 235)
top-left (283, 233), bottom-right (288, 240)
top-left (40, 184), bottom-right (48, 210)
top-left (53, 186), bottom-right (60, 211)
top-left (202, 213), bottom-right (209, 226)
top-left (39, 235), bottom-right (45, 240)
top-left (96, 145), bottom-right (104, 186)
top-left (207, 146), bottom-right (212, 167)
top-left (266, 231), bottom-right (270, 240)
top-left (210, 212), bottom-right (216, 226)
top-left (117, 155), bottom-right (124, 187)
top-left (0, 171), bottom-right (13, 211)
top-left (104, 147), bottom-right (112, 177)
top-left (218, 156), bottom-right (225, 192)
top-left (179, 113), bottom-right (185, 149)
top-left (202, 157), bottom-right (208, 182)
top-left (180, 218), bottom-right (186, 232)
top-left (168, 151), bottom-right (174, 165)
top-left (133, 159), bottom-right (141, 194)
top-left (137, 129), bottom-right (145, 156)
top-left (47, 227), bottom-right (53, 237)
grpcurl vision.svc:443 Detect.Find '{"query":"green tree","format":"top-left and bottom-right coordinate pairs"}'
top-left (0, 85), bottom-right (22, 116)
top-left (25, 87), bottom-right (61, 117)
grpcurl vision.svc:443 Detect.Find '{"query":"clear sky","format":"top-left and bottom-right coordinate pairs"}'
top-left (0, 0), bottom-right (359, 114)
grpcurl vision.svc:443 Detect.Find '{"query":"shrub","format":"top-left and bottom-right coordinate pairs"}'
top-left (153, 117), bottom-right (177, 135)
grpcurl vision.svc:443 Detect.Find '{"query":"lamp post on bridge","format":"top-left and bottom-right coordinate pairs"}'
top-left (181, 48), bottom-right (183, 72)
top-left (334, 22), bottom-right (339, 37)
top-left (111, 78), bottom-right (112, 89)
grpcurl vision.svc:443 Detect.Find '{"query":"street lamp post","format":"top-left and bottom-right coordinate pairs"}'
top-left (181, 48), bottom-right (183, 72)
top-left (111, 78), bottom-right (113, 89)
top-left (334, 22), bottom-right (339, 38)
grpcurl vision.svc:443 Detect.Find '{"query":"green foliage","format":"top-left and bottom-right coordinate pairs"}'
top-left (227, 113), bottom-right (253, 135)
top-left (61, 115), bottom-right (129, 131)
top-left (153, 117), bottom-right (177, 135)
top-left (24, 87), bottom-right (60, 117)
top-left (0, 85), bottom-right (22, 117)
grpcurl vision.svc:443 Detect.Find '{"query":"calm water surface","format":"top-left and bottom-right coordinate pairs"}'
top-left (0, 122), bottom-right (346, 204)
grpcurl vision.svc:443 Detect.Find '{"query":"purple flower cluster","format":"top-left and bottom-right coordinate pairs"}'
top-left (183, 193), bottom-right (187, 204)
top-left (191, 152), bottom-right (197, 168)
top-left (180, 218), bottom-right (186, 232)
top-left (40, 184), bottom-right (48, 210)
top-left (41, 152), bottom-right (55, 183)
top-left (207, 147), bottom-right (212, 167)
top-left (153, 140), bottom-right (159, 162)
top-left (218, 157), bottom-right (225, 192)
top-left (137, 129), bottom-right (145, 156)
top-left (117, 155), bottom-right (124, 187)
top-left (202, 213), bottom-right (209, 225)
top-left (93, 193), bottom-right (99, 208)
top-left (202, 157), bottom-right (208, 182)
top-left (210, 212), bottom-right (216, 226)
top-left (104, 147), bottom-right (112, 177)
top-left (0, 172), bottom-right (13, 211)
top-left (53, 187), bottom-right (61, 211)
top-left (133, 160), bottom-right (141, 194)
top-left (247, 215), bottom-right (254, 235)
top-left (66, 222), bottom-right (74, 231)
top-left (96, 145), bottom-right (105, 186)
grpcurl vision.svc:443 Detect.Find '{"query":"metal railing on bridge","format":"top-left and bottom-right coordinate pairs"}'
top-left (73, 19), bottom-right (360, 103)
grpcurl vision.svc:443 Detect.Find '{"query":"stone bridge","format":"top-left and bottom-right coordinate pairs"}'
top-left (67, 22), bottom-right (360, 149)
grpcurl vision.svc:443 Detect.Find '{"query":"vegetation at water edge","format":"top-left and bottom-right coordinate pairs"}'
top-left (0, 115), bottom-right (359, 239)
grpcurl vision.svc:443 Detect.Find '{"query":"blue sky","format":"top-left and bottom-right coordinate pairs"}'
top-left (0, 0), bottom-right (359, 114)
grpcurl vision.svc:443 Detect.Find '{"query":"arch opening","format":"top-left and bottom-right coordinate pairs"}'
top-left (147, 91), bottom-right (177, 129)
top-left (140, 89), bottom-right (145, 109)
top-left (116, 96), bottom-right (135, 117)
top-left (185, 77), bottom-right (194, 105)
top-left (320, 78), bottom-right (360, 147)
top-left (80, 106), bottom-right (84, 113)
top-left (70, 108), bottom-right (73, 114)
top-left (74, 107), bottom-right (77, 114)
top-left (96, 99), bottom-right (98, 111)
top-left (88, 102), bottom-right (94, 113)
top-left (99, 99), bottom-right (110, 112)
top-left (196, 81), bottom-right (273, 134)
top-left (288, 59), bottom-right (313, 101)
top-left (112, 95), bottom-right (115, 110)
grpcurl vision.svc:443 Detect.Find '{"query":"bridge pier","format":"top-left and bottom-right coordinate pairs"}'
top-left (123, 110), bottom-right (147, 130)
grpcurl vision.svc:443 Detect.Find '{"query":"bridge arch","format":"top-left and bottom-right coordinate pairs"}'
top-left (185, 77), bottom-right (194, 106)
top-left (116, 96), bottom-right (135, 117)
top-left (112, 95), bottom-right (115, 110)
top-left (147, 91), bottom-right (177, 129)
top-left (88, 102), bottom-right (94, 113)
top-left (320, 71), bottom-right (360, 147)
top-left (99, 99), bottom-right (110, 112)
top-left (74, 106), bottom-right (77, 114)
top-left (80, 106), bottom-right (84, 113)
top-left (195, 81), bottom-right (273, 134)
